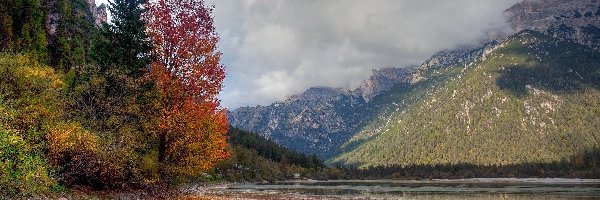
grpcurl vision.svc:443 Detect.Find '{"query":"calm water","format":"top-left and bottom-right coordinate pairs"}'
top-left (215, 179), bottom-right (600, 199)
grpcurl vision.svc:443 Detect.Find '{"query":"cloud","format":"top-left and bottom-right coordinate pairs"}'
top-left (208, 0), bottom-right (523, 108)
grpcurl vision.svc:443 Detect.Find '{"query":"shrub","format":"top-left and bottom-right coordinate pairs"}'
top-left (0, 127), bottom-right (57, 197)
top-left (0, 54), bottom-right (63, 133)
top-left (46, 122), bottom-right (129, 189)
top-left (0, 54), bottom-right (63, 196)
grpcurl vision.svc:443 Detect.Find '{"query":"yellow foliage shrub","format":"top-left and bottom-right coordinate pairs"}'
top-left (46, 122), bottom-right (99, 164)
top-left (0, 54), bottom-right (63, 132)
top-left (46, 122), bottom-right (128, 188)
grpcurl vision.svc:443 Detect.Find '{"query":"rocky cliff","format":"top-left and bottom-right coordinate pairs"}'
top-left (353, 68), bottom-right (413, 103)
top-left (86, 0), bottom-right (107, 25)
top-left (229, 68), bottom-right (413, 159)
top-left (95, 3), bottom-right (108, 25)
top-left (506, 0), bottom-right (600, 50)
top-left (47, 0), bottom-right (107, 36)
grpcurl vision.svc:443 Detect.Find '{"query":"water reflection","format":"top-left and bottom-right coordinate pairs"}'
top-left (223, 179), bottom-right (600, 199)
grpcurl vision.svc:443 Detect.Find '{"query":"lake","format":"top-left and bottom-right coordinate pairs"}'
top-left (194, 178), bottom-right (600, 199)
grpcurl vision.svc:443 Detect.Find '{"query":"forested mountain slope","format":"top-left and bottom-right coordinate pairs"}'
top-left (335, 31), bottom-right (600, 167)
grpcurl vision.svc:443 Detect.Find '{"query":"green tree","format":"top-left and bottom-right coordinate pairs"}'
top-left (0, 0), bottom-right (48, 61)
top-left (48, 0), bottom-right (98, 71)
top-left (91, 0), bottom-right (151, 77)
top-left (64, 0), bottom-right (158, 185)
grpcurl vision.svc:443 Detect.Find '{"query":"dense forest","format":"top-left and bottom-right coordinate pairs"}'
top-left (213, 128), bottom-right (343, 182)
top-left (343, 148), bottom-right (600, 180)
top-left (0, 0), bottom-right (334, 197)
top-left (0, 0), bottom-right (264, 197)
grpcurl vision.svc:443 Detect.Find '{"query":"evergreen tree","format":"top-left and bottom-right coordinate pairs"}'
top-left (48, 0), bottom-right (98, 71)
top-left (0, 0), bottom-right (48, 60)
top-left (92, 0), bottom-right (151, 77)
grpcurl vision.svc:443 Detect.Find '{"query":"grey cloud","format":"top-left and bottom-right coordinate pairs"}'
top-left (207, 0), bottom-right (522, 108)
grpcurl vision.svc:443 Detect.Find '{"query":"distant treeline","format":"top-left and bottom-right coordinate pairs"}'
top-left (210, 128), bottom-right (341, 182)
top-left (228, 128), bottom-right (325, 169)
top-left (219, 128), bottom-right (600, 181)
top-left (340, 148), bottom-right (600, 180)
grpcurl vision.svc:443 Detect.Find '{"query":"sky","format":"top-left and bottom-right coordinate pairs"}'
top-left (96, 0), bottom-right (523, 109)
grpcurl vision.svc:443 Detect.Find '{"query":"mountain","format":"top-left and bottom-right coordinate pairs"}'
top-left (229, 67), bottom-right (413, 159)
top-left (336, 30), bottom-right (600, 167)
top-left (230, 0), bottom-right (600, 167)
top-left (506, 0), bottom-right (600, 50)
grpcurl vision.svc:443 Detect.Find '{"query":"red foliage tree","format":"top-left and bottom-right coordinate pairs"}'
top-left (143, 0), bottom-right (229, 178)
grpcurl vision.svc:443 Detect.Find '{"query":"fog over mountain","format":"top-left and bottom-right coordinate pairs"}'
top-left (205, 0), bottom-right (522, 108)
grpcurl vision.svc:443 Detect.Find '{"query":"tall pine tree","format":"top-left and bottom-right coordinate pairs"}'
top-left (92, 0), bottom-right (151, 77)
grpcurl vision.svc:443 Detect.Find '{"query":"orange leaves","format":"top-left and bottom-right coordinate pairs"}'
top-left (46, 122), bottom-right (130, 188)
top-left (144, 0), bottom-right (225, 103)
top-left (143, 0), bottom-right (229, 178)
top-left (46, 122), bottom-right (99, 166)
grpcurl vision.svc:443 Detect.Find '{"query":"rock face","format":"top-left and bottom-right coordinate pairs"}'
top-left (95, 3), bottom-right (108, 25)
top-left (86, 0), bottom-right (107, 25)
top-left (353, 68), bottom-right (413, 103)
top-left (47, 0), bottom-right (108, 36)
top-left (506, 0), bottom-right (600, 50)
top-left (229, 68), bottom-right (413, 159)
top-left (411, 42), bottom-right (499, 83)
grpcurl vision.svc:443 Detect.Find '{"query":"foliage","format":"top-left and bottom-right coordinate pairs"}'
top-left (91, 0), bottom-right (151, 77)
top-left (0, 127), bottom-right (57, 197)
top-left (64, 0), bottom-right (157, 187)
top-left (46, 122), bottom-right (137, 189)
top-left (214, 129), bottom-right (337, 182)
top-left (47, 0), bottom-right (99, 71)
top-left (143, 0), bottom-right (229, 180)
top-left (0, 54), bottom-right (63, 196)
top-left (0, 0), bottom-right (231, 194)
top-left (228, 128), bottom-right (325, 169)
top-left (343, 148), bottom-right (600, 179)
top-left (0, 54), bottom-right (63, 147)
top-left (0, 0), bottom-right (48, 61)
top-left (215, 146), bottom-right (284, 182)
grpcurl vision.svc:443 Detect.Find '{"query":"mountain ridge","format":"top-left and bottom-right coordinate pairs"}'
top-left (336, 29), bottom-right (600, 167)
top-left (229, 0), bottom-right (600, 167)
top-left (229, 67), bottom-right (413, 159)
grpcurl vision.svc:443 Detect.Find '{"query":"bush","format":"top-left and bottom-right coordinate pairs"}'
top-left (0, 54), bottom-right (63, 196)
top-left (0, 54), bottom-right (63, 133)
top-left (46, 122), bottom-right (131, 189)
top-left (0, 128), bottom-right (57, 197)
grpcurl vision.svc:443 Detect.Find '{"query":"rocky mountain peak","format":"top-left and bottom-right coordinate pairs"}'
top-left (95, 3), bottom-right (108, 25)
top-left (507, 0), bottom-right (599, 30)
top-left (229, 67), bottom-right (414, 158)
top-left (507, 0), bottom-right (600, 50)
top-left (353, 67), bottom-right (413, 103)
top-left (86, 0), bottom-right (108, 25)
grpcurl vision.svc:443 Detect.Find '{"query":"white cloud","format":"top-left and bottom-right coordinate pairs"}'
top-left (207, 0), bottom-right (522, 108)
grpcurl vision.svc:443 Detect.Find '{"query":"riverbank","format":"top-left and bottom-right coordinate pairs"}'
top-left (49, 178), bottom-right (600, 199)
top-left (51, 183), bottom-right (347, 200)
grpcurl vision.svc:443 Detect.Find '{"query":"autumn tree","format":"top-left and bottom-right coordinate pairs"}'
top-left (143, 0), bottom-right (229, 179)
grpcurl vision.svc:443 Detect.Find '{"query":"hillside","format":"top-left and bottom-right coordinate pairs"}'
top-left (229, 68), bottom-right (413, 159)
top-left (335, 30), bottom-right (600, 167)
top-left (214, 128), bottom-right (342, 182)
top-left (228, 0), bottom-right (600, 168)
top-left (506, 0), bottom-right (600, 50)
